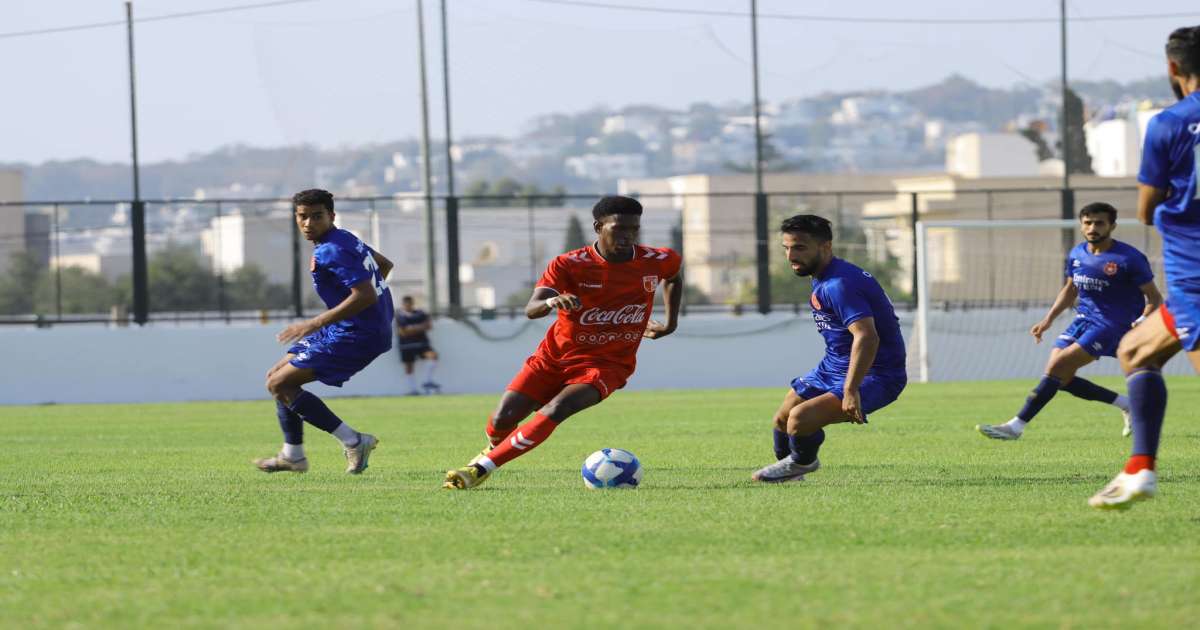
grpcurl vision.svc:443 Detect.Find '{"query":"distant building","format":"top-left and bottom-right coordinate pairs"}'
top-left (0, 170), bottom-right (24, 276)
top-left (620, 173), bottom-right (909, 303)
top-left (1085, 106), bottom-right (1160, 177)
top-left (945, 133), bottom-right (1041, 178)
top-left (565, 153), bottom-right (648, 181)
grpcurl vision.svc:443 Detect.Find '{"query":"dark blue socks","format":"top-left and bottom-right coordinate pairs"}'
top-left (773, 428), bottom-right (790, 460)
top-left (1128, 368), bottom-right (1167, 457)
top-left (1016, 375), bottom-right (1062, 422)
top-left (1060, 377), bottom-right (1119, 404)
top-left (788, 429), bottom-right (825, 465)
top-left (275, 400), bottom-right (304, 445)
top-left (288, 390), bottom-right (343, 433)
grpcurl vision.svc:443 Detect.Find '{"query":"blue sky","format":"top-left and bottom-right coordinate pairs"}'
top-left (1, 0), bottom-right (1195, 163)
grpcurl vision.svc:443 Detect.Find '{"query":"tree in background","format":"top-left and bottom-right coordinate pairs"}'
top-left (146, 244), bottom-right (218, 312)
top-left (225, 265), bottom-right (291, 310)
top-left (1060, 88), bottom-right (1094, 175)
top-left (563, 213), bottom-right (588, 252)
top-left (0, 251), bottom-right (40, 315)
top-left (463, 178), bottom-right (567, 207)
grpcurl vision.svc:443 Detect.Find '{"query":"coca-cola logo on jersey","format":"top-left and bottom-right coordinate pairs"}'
top-left (578, 304), bottom-right (648, 326)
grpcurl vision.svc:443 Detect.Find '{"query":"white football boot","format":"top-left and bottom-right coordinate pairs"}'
top-left (976, 423), bottom-right (1022, 440)
top-left (1088, 469), bottom-right (1157, 510)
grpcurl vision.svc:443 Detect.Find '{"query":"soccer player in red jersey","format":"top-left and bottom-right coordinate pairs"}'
top-left (443, 195), bottom-right (682, 489)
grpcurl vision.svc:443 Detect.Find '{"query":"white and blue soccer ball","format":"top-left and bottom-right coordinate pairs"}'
top-left (581, 448), bottom-right (642, 489)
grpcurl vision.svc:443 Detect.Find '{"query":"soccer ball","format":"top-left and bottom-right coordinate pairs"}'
top-left (581, 448), bottom-right (642, 489)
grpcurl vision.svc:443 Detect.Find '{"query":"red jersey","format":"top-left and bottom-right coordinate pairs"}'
top-left (533, 243), bottom-right (682, 372)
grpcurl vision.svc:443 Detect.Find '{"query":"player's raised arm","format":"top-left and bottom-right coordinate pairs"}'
top-left (277, 279), bottom-right (379, 344)
top-left (644, 271), bottom-right (682, 339)
top-left (525, 287), bottom-right (580, 319)
top-left (1031, 276), bottom-right (1078, 343)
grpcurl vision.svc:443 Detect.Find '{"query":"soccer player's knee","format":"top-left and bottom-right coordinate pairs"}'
top-left (1117, 336), bottom-right (1145, 370)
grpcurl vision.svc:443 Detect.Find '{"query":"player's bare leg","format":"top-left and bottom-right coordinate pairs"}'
top-left (258, 362), bottom-right (377, 474)
top-left (753, 393), bottom-right (849, 483)
top-left (1091, 309), bottom-right (1183, 508)
top-left (445, 384), bottom-right (601, 489)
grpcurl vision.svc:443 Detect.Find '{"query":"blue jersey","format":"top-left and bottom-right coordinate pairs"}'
top-left (809, 257), bottom-right (906, 375)
top-left (1065, 240), bottom-right (1153, 328)
top-left (1137, 92), bottom-right (1200, 289)
top-left (310, 228), bottom-right (394, 341)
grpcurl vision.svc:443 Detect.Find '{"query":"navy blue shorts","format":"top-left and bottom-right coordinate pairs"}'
top-left (1164, 287), bottom-right (1200, 352)
top-left (1054, 316), bottom-right (1126, 358)
top-left (289, 332), bottom-right (390, 387)
top-left (790, 368), bottom-right (906, 422)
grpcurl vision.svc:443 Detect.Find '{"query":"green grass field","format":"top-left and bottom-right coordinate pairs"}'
top-left (3, 379), bottom-right (1200, 628)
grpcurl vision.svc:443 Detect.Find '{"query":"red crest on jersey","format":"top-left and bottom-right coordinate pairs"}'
top-left (1103, 262), bottom-right (1118, 276)
top-left (642, 275), bottom-right (659, 292)
top-left (810, 292), bottom-right (822, 310)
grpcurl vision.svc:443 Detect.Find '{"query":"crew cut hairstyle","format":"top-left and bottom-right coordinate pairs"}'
top-left (1167, 26), bottom-right (1200, 77)
top-left (780, 214), bottom-right (833, 242)
top-left (1079, 202), bottom-right (1117, 223)
top-left (293, 188), bottom-right (335, 212)
top-left (592, 195), bottom-right (643, 220)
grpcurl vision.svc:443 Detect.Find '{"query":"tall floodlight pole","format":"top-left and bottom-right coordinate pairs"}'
top-left (416, 0), bottom-right (438, 312)
top-left (126, 1), bottom-right (148, 325)
top-left (1059, 0), bottom-right (1073, 222)
top-left (750, 0), bottom-right (770, 314)
top-left (441, 0), bottom-right (462, 315)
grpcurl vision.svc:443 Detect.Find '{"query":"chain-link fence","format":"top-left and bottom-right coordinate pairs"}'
top-left (0, 185), bottom-right (1148, 325)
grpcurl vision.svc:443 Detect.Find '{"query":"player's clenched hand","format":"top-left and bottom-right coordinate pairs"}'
top-left (1030, 319), bottom-right (1051, 343)
top-left (277, 319), bottom-right (319, 345)
top-left (642, 319), bottom-right (675, 339)
top-left (842, 388), bottom-right (866, 424)
top-left (546, 294), bottom-right (582, 311)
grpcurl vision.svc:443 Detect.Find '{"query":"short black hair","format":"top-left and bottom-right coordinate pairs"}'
top-left (1079, 202), bottom-right (1117, 223)
top-left (292, 188), bottom-right (335, 212)
top-left (592, 195), bottom-right (643, 221)
top-left (401, 295), bottom-right (414, 303)
top-left (780, 214), bottom-right (833, 242)
top-left (1167, 26), bottom-right (1200, 77)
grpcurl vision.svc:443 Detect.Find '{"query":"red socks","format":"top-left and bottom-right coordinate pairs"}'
top-left (1124, 455), bottom-right (1155, 474)
top-left (485, 415), bottom-right (513, 449)
top-left (482, 413), bottom-right (559, 469)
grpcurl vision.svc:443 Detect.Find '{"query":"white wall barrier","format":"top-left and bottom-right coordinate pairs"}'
top-left (4, 309), bottom-right (1188, 405)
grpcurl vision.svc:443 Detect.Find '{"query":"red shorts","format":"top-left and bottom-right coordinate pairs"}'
top-left (506, 354), bottom-right (632, 404)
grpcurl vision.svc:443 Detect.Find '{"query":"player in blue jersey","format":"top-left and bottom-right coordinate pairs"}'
top-left (1089, 27), bottom-right (1200, 508)
top-left (976, 203), bottom-right (1160, 441)
top-left (751, 215), bottom-right (907, 483)
top-left (253, 189), bottom-right (396, 475)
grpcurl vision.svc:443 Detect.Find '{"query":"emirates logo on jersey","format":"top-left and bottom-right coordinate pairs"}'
top-left (578, 304), bottom-right (648, 326)
top-left (1103, 262), bottom-right (1118, 276)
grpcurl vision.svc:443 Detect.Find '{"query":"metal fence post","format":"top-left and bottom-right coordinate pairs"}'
top-left (131, 200), bottom-right (148, 325)
top-left (446, 195), bottom-right (461, 316)
top-left (52, 203), bottom-right (62, 320)
top-left (909, 192), bottom-right (919, 306)
top-left (754, 192), bottom-right (770, 314)
top-left (215, 201), bottom-right (228, 320)
top-left (291, 210), bottom-right (303, 318)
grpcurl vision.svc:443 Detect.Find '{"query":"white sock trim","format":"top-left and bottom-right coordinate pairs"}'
top-left (1006, 417), bottom-right (1028, 433)
top-left (1113, 394), bottom-right (1131, 411)
top-left (478, 456), bottom-right (497, 472)
top-left (332, 423), bottom-right (360, 447)
top-left (282, 443), bottom-right (305, 460)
